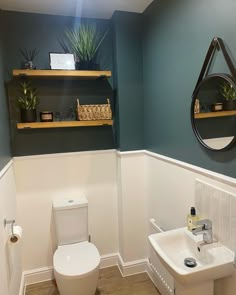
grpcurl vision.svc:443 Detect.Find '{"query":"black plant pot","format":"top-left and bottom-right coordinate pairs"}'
top-left (21, 109), bottom-right (37, 123)
top-left (76, 60), bottom-right (99, 70)
top-left (223, 100), bottom-right (236, 111)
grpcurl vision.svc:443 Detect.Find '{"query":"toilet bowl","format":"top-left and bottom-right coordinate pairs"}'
top-left (53, 241), bottom-right (100, 295)
top-left (52, 197), bottom-right (100, 295)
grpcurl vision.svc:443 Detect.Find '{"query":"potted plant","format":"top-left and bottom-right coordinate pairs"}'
top-left (220, 81), bottom-right (236, 110)
top-left (62, 23), bottom-right (109, 70)
top-left (16, 80), bottom-right (39, 122)
top-left (20, 48), bottom-right (39, 69)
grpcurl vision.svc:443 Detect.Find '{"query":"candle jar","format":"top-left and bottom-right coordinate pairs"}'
top-left (211, 103), bottom-right (223, 112)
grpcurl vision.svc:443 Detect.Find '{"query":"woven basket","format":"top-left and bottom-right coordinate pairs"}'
top-left (77, 98), bottom-right (112, 121)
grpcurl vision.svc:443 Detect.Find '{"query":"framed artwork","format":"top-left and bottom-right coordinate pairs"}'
top-left (49, 53), bottom-right (75, 70)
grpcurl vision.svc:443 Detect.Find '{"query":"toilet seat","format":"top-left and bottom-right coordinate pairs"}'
top-left (53, 241), bottom-right (100, 279)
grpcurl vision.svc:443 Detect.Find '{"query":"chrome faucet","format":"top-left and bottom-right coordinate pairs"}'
top-left (192, 219), bottom-right (213, 244)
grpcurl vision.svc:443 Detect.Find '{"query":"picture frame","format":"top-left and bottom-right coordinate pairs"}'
top-left (49, 53), bottom-right (75, 70)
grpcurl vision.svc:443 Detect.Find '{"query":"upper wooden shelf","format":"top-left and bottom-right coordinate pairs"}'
top-left (12, 69), bottom-right (112, 79)
top-left (194, 110), bottom-right (236, 119)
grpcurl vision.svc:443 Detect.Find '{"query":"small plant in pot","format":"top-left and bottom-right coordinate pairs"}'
top-left (62, 23), bottom-right (109, 70)
top-left (16, 80), bottom-right (39, 123)
top-left (220, 81), bottom-right (236, 111)
top-left (20, 48), bottom-right (39, 69)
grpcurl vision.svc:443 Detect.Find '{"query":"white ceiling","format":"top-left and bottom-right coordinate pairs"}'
top-left (0, 0), bottom-right (154, 19)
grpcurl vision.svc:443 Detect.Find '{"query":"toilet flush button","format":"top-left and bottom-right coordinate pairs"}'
top-left (68, 200), bottom-right (74, 203)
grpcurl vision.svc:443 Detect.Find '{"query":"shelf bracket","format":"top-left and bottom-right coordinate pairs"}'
top-left (192, 37), bottom-right (236, 97)
top-left (97, 75), bottom-right (107, 81)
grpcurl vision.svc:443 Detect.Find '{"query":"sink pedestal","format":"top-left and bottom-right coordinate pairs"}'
top-left (175, 280), bottom-right (213, 295)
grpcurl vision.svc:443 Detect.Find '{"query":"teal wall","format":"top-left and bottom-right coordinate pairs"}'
top-left (1, 5), bottom-right (236, 176)
top-left (2, 10), bottom-right (115, 156)
top-left (0, 12), bottom-right (11, 169)
top-left (112, 12), bottom-right (144, 151)
top-left (143, 0), bottom-right (236, 177)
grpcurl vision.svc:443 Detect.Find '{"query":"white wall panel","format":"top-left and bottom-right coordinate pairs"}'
top-left (117, 153), bottom-right (148, 262)
top-left (0, 162), bottom-right (22, 295)
top-left (14, 151), bottom-right (118, 271)
top-left (145, 151), bottom-right (236, 295)
top-left (13, 148), bottom-right (236, 295)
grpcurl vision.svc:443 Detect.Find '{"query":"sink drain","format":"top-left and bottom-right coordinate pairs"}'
top-left (184, 257), bottom-right (197, 268)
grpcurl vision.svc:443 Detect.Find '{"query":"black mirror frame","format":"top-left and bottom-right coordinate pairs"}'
top-left (191, 73), bottom-right (236, 151)
top-left (191, 37), bottom-right (236, 151)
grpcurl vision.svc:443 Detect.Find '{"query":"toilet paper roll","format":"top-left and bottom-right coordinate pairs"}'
top-left (8, 225), bottom-right (23, 245)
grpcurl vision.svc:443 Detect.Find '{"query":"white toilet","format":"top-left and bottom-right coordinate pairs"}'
top-left (53, 197), bottom-right (100, 295)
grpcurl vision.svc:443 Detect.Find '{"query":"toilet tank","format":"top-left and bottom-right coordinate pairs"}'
top-left (53, 197), bottom-right (88, 246)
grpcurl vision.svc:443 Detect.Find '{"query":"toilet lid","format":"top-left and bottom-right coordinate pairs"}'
top-left (54, 241), bottom-right (100, 277)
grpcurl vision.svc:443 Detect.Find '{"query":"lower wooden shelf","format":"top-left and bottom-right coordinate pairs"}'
top-left (17, 120), bottom-right (113, 129)
top-left (194, 110), bottom-right (236, 119)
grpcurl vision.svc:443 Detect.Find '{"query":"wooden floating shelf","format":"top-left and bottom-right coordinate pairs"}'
top-left (17, 120), bottom-right (113, 129)
top-left (13, 69), bottom-right (112, 79)
top-left (195, 110), bottom-right (236, 119)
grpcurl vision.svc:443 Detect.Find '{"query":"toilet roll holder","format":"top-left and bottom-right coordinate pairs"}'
top-left (4, 218), bottom-right (15, 239)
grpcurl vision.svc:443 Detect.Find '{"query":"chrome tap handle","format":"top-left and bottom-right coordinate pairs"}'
top-left (193, 219), bottom-right (212, 230)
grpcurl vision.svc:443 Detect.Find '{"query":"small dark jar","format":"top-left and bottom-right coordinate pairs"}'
top-left (40, 111), bottom-right (53, 122)
top-left (211, 103), bottom-right (223, 112)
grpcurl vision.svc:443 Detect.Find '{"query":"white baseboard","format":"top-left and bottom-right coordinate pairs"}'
top-left (24, 267), bottom-right (54, 286)
top-left (20, 256), bottom-right (169, 295)
top-left (100, 253), bottom-right (119, 269)
top-left (117, 254), bottom-right (148, 277)
top-left (20, 255), bottom-right (167, 295)
top-left (22, 253), bottom-right (150, 288)
top-left (23, 253), bottom-right (119, 287)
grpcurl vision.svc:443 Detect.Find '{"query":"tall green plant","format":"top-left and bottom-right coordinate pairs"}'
top-left (221, 81), bottom-right (236, 101)
top-left (64, 23), bottom-right (108, 62)
top-left (16, 81), bottom-right (38, 110)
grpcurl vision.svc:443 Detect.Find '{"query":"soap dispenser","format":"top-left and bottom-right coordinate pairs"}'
top-left (187, 207), bottom-right (199, 231)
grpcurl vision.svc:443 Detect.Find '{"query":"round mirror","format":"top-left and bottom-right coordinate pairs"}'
top-left (191, 73), bottom-right (236, 151)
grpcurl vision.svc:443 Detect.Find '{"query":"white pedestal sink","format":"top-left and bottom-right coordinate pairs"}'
top-left (149, 227), bottom-right (235, 295)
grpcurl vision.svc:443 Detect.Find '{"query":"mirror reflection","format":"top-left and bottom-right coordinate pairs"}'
top-left (191, 74), bottom-right (236, 150)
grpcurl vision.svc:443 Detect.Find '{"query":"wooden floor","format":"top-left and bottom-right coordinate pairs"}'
top-left (25, 266), bottom-right (161, 295)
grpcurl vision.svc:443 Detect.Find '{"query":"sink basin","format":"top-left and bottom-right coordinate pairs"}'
top-left (148, 227), bottom-right (235, 285)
